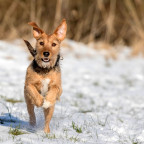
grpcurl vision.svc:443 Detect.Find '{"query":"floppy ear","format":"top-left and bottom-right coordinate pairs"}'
top-left (24, 40), bottom-right (36, 57)
top-left (28, 22), bottom-right (44, 39)
top-left (54, 19), bottom-right (67, 41)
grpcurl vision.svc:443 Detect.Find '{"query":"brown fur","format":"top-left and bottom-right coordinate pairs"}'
top-left (24, 19), bottom-right (67, 133)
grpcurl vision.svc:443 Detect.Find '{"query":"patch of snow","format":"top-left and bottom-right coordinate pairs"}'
top-left (0, 39), bottom-right (144, 143)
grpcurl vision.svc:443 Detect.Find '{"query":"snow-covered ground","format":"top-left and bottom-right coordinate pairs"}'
top-left (0, 39), bottom-right (144, 144)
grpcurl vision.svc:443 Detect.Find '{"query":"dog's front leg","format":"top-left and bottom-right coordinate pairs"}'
top-left (43, 105), bottom-right (55, 133)
top-left (42, 85), bottom-right (60, 109)
top-left (42, 85), bottom-right (61, 133)
top-left (26, 84), bottom-right (44, 107)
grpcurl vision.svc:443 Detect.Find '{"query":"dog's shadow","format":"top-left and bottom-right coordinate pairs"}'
top-left (0, 113), bottom-right (36, 133)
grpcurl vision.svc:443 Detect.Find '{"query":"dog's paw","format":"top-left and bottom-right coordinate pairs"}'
top-left (42, 100), bottom-right (52, 109)
top-left (44, 127), bottom-right (50, 133)
top-left (35, 98), bottom-right (44, 107)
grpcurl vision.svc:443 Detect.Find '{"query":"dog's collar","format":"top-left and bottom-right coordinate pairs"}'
top-left (32, 55), bottom-right (60, 74)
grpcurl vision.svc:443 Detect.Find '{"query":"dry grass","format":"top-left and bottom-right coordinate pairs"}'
top-left (0, 0), bottom-right (144, 55)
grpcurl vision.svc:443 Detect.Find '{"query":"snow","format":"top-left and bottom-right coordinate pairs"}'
top-left (0, 39), bottom-right (144, 144)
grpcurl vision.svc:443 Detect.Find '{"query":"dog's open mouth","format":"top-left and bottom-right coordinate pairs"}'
top-left (41, 58), bottom-right (50, 62)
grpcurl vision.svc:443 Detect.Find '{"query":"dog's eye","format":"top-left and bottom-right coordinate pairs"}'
top-left (40, 42), bottom-right (44, 45)
top-left (52, 43), bottom-right (56, 47)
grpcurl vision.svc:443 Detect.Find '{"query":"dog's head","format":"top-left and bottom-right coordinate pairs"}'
top-left (26, 19), bottom-right (67, 69)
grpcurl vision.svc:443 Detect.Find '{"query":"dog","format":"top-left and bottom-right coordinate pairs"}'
top-left (24, 19), bottom-right (67, 133)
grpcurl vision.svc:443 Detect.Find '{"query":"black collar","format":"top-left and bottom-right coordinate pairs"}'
top-left (32, 55), bottom-right (60, 74)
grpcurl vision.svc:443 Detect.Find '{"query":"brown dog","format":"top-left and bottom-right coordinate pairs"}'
top-left (24, 19), bottom-right (67, 133)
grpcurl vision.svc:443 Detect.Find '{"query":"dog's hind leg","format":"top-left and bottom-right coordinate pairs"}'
top-left (43, 105), bottom-right (55, 133)
top-left (25, 98), bottom-right (36, 126)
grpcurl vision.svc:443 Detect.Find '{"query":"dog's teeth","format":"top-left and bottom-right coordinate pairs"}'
top-left (42, 58), bottom-right (50, 62)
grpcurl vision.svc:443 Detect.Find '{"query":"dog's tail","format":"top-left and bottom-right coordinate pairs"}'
top-left (24, 40), bottom-right (36, 57)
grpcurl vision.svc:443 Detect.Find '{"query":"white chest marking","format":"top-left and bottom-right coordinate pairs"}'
top-left (41, 78), bottom-right (50, 96)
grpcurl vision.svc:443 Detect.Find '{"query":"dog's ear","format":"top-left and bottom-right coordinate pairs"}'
top-left (28, 22), bottom-right (44, 39)
top-left (54, 19), bottom-right (67, 41)
top-left (24, 40), bottom-right (36, 57)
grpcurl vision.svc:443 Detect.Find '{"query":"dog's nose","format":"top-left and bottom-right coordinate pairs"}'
top-left (43, 52), bottom-right (50, 57)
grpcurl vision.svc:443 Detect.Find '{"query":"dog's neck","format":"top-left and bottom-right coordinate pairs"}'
top-left (32, 54), bottom-right (61, 74)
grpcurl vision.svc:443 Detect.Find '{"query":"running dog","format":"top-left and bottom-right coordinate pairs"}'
top-left (24, 19), bottom-right (67, 133)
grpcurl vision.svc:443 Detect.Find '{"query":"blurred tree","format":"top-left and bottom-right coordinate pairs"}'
top-left (0, 0), bottom-right (144, 48)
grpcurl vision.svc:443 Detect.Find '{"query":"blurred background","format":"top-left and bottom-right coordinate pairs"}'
top-left (1, 1), bottom-right (144, 143)
top-left (0, 0), bottom-right (144, 55)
